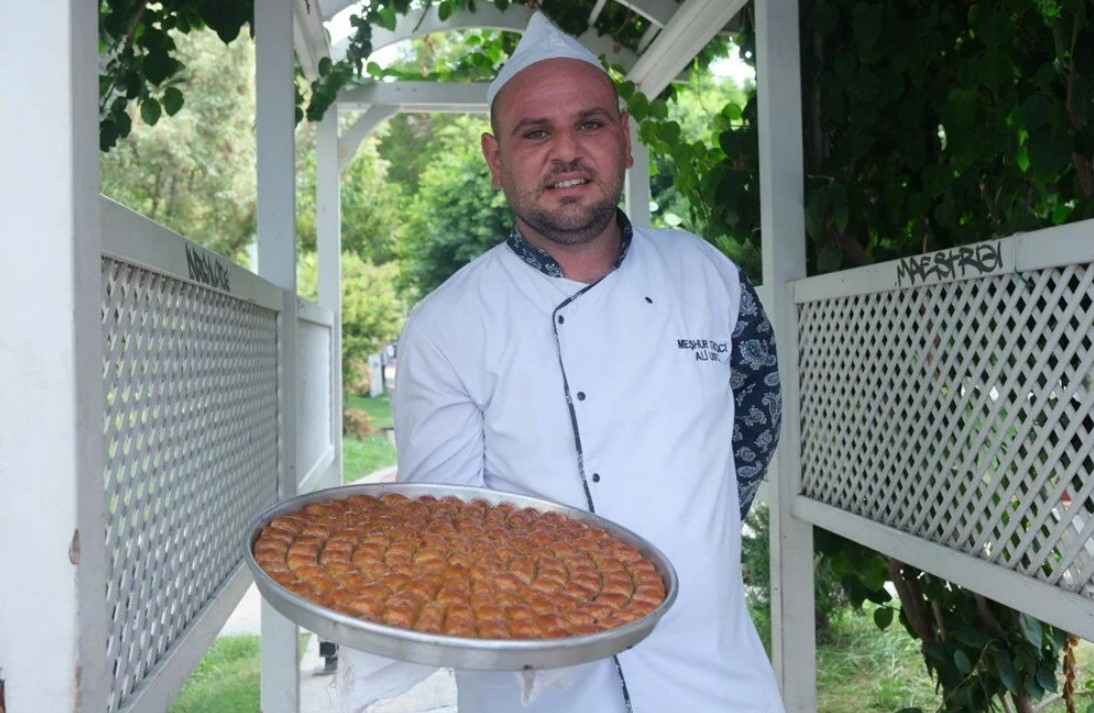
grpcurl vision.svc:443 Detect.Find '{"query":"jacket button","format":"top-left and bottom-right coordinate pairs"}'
top-left (592, 473), bottom-right (601, 483)
top-left (576, 391), bottom-right (586, 400)
top-left (557, 315), bottom-right (565, 324)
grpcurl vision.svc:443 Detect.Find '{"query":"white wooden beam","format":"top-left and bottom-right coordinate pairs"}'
top-left (627, 0), bottom-right (746, 97)
top-left (293, 0), bottom-right (331, 82)
top-left (756, 0), bottom-right (815, 709)
top-left (613, 0), bottom-right (678, 27)
top-left (588, 0), bottom-right (609, 26)
top-left (796, 497), bottom-right (1094, 643)
top-left (256, 1), bottom-right (301, 711)
top-left (625, 127), bottom-right (651, 227)
top-left (0, 1), bottom-right (106, 711)
top-left (331, 4), bottom-right (638, 72)
top-left (317, 110), bottom-right (344, 491)
top-left (339, 105), bottom-right (399, 170)
top-left (338, 81), bottom-right (491, 112)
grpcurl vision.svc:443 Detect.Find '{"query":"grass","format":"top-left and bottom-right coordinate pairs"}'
top-left (816, 607), bottom-right (941, 712)
top-left (343, 433), bottom-right (397, 483)
top-left (345, 393), bottom-right (394, 430)
top-left (814, 606), bottom-right (1094, 713)
top-left (168, 635), bottom-right (260, 713)
top-left (172, 611), bottom-right (1094, 713)
top-left (342, 394), bottom-right (397, 483)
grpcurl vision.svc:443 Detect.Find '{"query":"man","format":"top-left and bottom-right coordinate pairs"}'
top-left (342, 12), bottom-right (784, 712)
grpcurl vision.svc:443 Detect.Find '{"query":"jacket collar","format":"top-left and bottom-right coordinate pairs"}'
top-left (505, 209), bottom-right (633, 278)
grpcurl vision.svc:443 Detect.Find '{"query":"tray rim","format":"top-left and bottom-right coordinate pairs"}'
top-left (243, 482), bottom-right (679, 670)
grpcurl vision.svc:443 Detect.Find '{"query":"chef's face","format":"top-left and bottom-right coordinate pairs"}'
top-left (482, 59), bottom-right (633, 248)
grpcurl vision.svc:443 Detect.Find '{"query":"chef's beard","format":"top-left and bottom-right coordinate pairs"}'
top-left (506, 163), bottom-right (625, 247)
top-left (517, 196), bottom-right (619, 247)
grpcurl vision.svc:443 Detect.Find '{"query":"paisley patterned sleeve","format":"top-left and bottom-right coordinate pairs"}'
top-left (729, 273), bottom-right (782, 519)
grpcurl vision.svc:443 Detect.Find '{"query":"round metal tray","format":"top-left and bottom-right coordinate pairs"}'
top-left (243, 482), bottom-right (678, 670)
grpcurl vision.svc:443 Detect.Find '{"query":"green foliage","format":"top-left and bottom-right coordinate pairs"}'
top-left (99, 0), bottom-right (253, 151)
top-left (616, 60), bottom-right (763, 280)
top-left (296, 125), bottom-right (402, 263)
top-left (345, 394), bottom-right (394, 430)
top-left (167, 635), bottom-right (259, 713)
top-left (101, 29), bottom-right (257, 259)
top-left (343, 433), bottom-right (398, 483)
top-left (759, 0), bottom-right (1091, 272)
top-left (397, 115), bottom-right (511, 298)
top-left (297, 252), bottom-right (405, 385)
top-left (742, 504), bottom-right (850, 655)
top-left (818, 528), bottom-right (1068, 713)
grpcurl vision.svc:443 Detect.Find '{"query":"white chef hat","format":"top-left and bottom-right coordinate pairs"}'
top-left (486, 11), bottom-right (607, 106)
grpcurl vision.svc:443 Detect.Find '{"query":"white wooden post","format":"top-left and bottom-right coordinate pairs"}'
top-left (317, 110), bottom-right (343, 488)
top-left (625, 127), bottom-right (652, 227)
top-left (256, 0), bottom-right (300, 710)
top-left (756, 0), bottom-right (816, 710)
top-left (0, 1), bottom-right (107, 711)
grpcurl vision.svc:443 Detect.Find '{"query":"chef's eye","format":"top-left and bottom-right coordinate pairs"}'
top-left (523, 129), bottom-right (548, 140)
top-left (580, 120), bottom-right (603, 131)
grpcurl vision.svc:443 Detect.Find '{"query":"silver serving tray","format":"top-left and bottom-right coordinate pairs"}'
top-left (243, 482), bottom-right (678, 670)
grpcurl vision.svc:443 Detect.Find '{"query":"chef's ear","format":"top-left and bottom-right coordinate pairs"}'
top-left (482, 132), bottom-right (503, 189)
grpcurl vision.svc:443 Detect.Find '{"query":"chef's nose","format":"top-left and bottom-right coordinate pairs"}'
top-left (549, 128), bottom-right (581, 163)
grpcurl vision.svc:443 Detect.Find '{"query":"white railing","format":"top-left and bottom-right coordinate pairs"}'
top-left (297, 298), bottom-right (339, 492)
top-left (99, 198), bottom-right (287, 712)
top-left (791, 218), bottom-right (1094, 640)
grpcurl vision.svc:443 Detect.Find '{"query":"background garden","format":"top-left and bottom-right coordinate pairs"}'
top-left (97, 1), bottom-right (1094, 710)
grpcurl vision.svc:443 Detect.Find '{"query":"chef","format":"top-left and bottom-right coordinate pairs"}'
top-left (339, 11), bottom-right (785, 712)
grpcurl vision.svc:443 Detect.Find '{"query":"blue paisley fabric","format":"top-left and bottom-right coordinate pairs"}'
top-left (505, 210), bottom-right (633, 276)
top-left (730, 276), bottom-right (782, 519)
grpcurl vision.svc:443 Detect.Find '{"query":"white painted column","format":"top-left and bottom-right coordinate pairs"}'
top-left (256, 0), bottom-right (300, 710)
top-left (756, 0), bottom-right (816, 711)
top-left (317, 110), bottom-right (343, 489)
top-left (625, 127), bottom-right (652, 227)
top-left (0, 2), bottom-right (107, 712)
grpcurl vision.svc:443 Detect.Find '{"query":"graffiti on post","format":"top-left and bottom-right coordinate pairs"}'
top-left (895, 242), bottom-right (1004, 288)
top-left (185, 244), bottom-right (231, 292)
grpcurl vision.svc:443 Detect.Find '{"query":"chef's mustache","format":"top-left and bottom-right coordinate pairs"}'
top-left (549, 159), bottom-right (587, 175)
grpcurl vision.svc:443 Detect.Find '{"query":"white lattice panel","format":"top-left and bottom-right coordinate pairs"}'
top-left (799, 259), bottom-right (1094, 602)
top-left (101, 258), bottom-right (280, 711)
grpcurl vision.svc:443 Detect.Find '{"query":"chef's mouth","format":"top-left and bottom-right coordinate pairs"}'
top-left (547, 177), bottom-right (591, 190)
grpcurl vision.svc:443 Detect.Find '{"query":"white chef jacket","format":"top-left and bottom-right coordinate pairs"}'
top-left (349, 213), bottom-right (784, 713)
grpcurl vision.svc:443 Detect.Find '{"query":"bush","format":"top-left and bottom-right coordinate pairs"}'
top-left (344, 357), bottom-right (371, 397)
top-left (742, 503), bottom-right (848, 653)
top-left (343, 408), bottom-right (374, 439)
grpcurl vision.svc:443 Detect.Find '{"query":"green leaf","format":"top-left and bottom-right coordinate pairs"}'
top-left (378, 6), bottom-right (397, 31)
top-left (873, 605), bottom-right (894, 629)
top-left (996, 654), bottom-right (1021, 694)
top-left (143, 48), bottom-right (176, 85)
top-left (162, 86), bottom-right (184, 116)
top-left (955, 626), bottom-right (992, 648)
top-left (495, 0), bottom-right (509, 11)
top-left (318, 57), bottom-right (332, 77)
top-left (438, 0), bottom-right (454, 22)
top-left (954, 649), bottom-right (972, 674)
top-left (1017, 613), bottom-right (1044, 649)
top-left (851, 3), bottom-right (883, 48)
top-left (1037, 667), bottom-right (1057, 694)
top-left (100, 119), bottom-right (120, 152)
top-left (140, 97), bottom-right (162, 126)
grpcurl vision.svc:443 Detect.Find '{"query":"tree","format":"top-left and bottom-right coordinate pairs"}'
top-left (396, 115), bottom-right (511, 298)
top-left (296, 124), bottom-right (403, 264)
top-left (297, 252), bottom-right (405, 390)
top-left (101, 28), bottom-right (257, 260)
